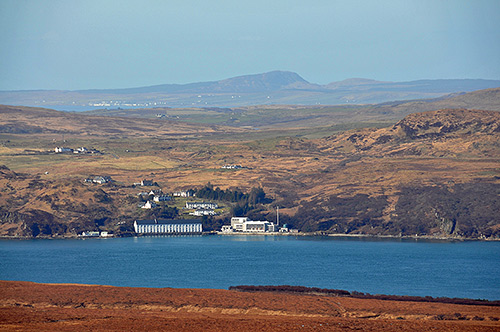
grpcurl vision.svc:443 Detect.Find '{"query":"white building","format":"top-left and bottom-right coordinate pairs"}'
top-left (134, 219), bottom-right (202, 234)
top-left (73, 147), bottom-right (88, 154)
top-left (221, 164), bottom-right (243, 169)
top-left (140, 180), bottom-right (154, 186)
top-left (186, 202), bottom-right (218, 209)
top-left (141, 201), bottom-right (157, 209)
top-left (149, 189), bottom-right (162, 195)
top-left (55, 147), bottom-right (73, 153)
top-left (223, 217), bottom-right (276, 233)
top-left (153, 195), bottom-right (171, 202)
top-left (173, 191), bottom-right (195, 197)
top-left (81, 231), bottom-right (100, 237)
top-left (189, 208), bottom-right (217, 216)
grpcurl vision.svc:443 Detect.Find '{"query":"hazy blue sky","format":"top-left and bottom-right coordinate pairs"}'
top-left (1, 0), bottom-right (499, 90)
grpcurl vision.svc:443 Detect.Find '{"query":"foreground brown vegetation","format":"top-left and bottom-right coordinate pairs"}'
top-left (0, 281), bottom-right (499, 331)
top-left (230, 285), bottom-right (500, 307)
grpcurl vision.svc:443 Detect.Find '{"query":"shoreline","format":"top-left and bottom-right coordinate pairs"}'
top-left (1, 232), bottom-right (499, 241)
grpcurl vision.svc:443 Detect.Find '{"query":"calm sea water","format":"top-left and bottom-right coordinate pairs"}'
top-left (1, 235), bottom-right (499, 300)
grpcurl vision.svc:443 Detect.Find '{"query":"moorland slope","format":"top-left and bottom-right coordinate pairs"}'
top-left (0, 101), bottom-right (499, 239)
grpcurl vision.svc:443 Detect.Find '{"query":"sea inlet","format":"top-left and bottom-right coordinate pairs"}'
top-left (1, 235), bottom-right (499, 300)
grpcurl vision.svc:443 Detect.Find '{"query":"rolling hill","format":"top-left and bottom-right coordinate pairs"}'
top-left (82, 87), bottom-right (500, 131)
top-left (1, 71), bottom-right (499, 110)
top-left (0, 103), bottom-right (499, 239)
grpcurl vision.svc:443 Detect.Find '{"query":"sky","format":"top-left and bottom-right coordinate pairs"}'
top-left (1, 0), bottom-right (499, 90)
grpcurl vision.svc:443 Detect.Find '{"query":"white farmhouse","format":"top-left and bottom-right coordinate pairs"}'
top-left (153, 195), bottom-right (171, 202)
top-left (55, 147), bottom-right (73, 153)
top-left (141, 201), bottom-right (157, 209)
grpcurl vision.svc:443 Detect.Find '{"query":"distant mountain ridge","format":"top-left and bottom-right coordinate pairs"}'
top-left (79, 71), bottom-right (313, 94)
top-left (74, 71), bottom-right (500, 95)
top-left (0, 71), bottom-right (499, 109)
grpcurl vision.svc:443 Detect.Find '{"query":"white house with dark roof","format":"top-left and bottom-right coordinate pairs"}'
top-left (55, 147), bottom-right (73, 153)
top-left (140, 179), bottom-right (154, 186)
top-left (153, 195), bottom-right (171, 202)
top-left (140, 201), bottom-right (157, 209)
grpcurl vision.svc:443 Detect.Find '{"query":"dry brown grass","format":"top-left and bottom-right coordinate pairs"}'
top-left (1, 281), bottom-right (499, 332)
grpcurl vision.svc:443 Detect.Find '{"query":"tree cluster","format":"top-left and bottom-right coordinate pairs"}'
top-left (191, 184), bottom-right (271, 217)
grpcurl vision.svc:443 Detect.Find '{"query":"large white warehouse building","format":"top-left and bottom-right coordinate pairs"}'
top-left (134, 219), bottom-right (202, 234)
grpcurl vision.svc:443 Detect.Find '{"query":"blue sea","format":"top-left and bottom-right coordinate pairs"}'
top-left (1, 235), bottom-right (499, 300)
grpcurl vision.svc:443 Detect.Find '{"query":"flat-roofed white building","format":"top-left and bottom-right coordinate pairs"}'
top-left (225, 217), bottom-right (276, 233)
top-left (134, 219), bottom-right (202, 234)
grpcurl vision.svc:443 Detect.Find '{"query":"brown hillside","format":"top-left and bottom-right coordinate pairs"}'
top-left (1, 107), bottom-right (499, 239)
top-left (0, 105), bottom-right (241, 137)
top-left (322, 109), bottom-right (500, 158)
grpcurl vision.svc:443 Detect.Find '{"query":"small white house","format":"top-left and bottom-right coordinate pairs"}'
top-left (141, 201), bottom-right (157, 209)
top-left (140, 180), bottom-right (154, 186)
top-left (153, 195), bottom-right (171, 202)
top-left (221, 164), bottom-right (243, 169)
top-left (93, 176), bottom-right (111, 184)
top-left (81, 231), bottom-right (100, 237)
top-left (149, 189), bottom-right (162, 195)
top-left (74, 147), bottom-right (88, 154)
top-left (55, 147), bottom-right (73, 153)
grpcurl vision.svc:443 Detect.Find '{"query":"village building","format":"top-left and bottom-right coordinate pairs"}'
top-left (140, 179), bottom-right (154, 186)
top-left (189, 208), bottom-right (217, 216)
top-left (81, 231), bottom-right (100, 237)
top-left (186, 202), bottom-right (218, 209)
top-left (153, 195), bottom-right (171, 202)
top-left (173, 191), bottom-right (195, 197)
top-left (73, 147), bottom-right (88, 154)
top-left (84, 175), bottom-right (112, 184)
top-left (222, 217), bottom-right (277, 233)
top-left (55, 147), bottom-right (73, 153)
top-left (149, 189), bottom-right (162, 195)
top-left (221, 164), bottom-right (243, 169)
top-left (140, 201), bottom-right (157, 209)
top-left (134, 219), bottom-right (203, 234)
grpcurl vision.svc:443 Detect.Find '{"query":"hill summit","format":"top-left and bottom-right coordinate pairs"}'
top-left (213, 70), bottom-right (311, 92)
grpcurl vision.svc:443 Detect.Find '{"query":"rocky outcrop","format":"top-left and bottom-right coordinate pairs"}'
top-left (393, 109), bottom-right (500, 139)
